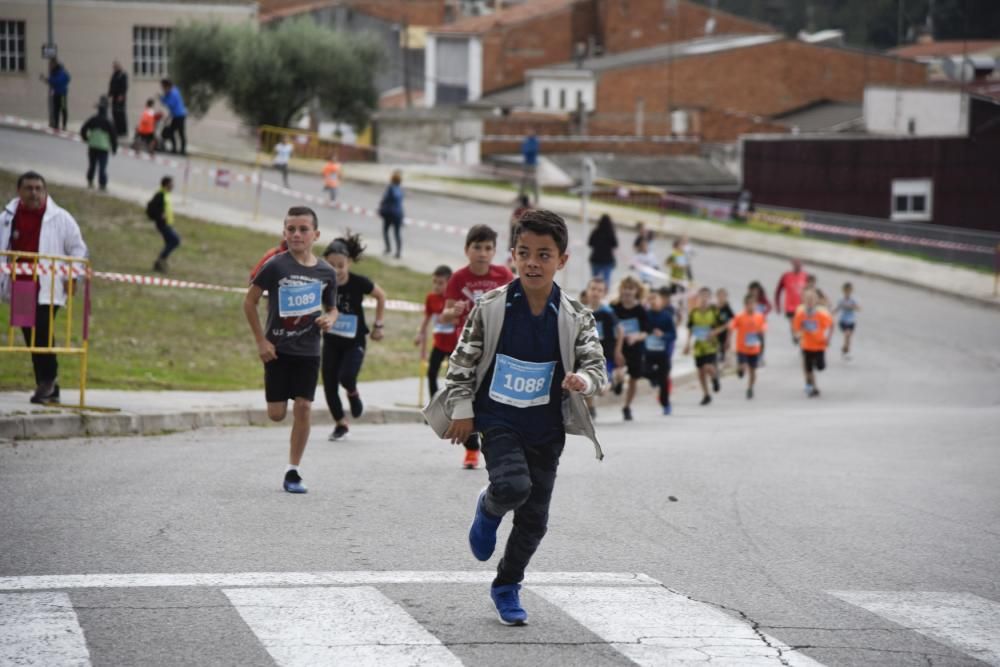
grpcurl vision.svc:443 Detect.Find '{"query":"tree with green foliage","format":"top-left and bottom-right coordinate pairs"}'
top-left (170, 18), bottom-right (382, 130)
top-left (709, 0), bottom-right (1000, 51)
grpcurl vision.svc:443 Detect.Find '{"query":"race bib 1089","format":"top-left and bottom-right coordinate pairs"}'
top-left (278, 282), bottom-right (323, 317)
top-left (488, 354), bottom-right (556, 408)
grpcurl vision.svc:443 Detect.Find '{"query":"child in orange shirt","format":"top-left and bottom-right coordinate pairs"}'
top-left (792, 289), bottom-right (833, 398)
top-left (322, 152), bottom-right (341, 202)
top-left (729, 294), bottom-right (767, 399)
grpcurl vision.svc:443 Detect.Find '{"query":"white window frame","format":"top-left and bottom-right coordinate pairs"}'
top-left (891, 178), bottom-right (933, 222)
top-left (133, 26), bottom-right (171, 78)
top-left (0, 20), bottom-right (26, 74)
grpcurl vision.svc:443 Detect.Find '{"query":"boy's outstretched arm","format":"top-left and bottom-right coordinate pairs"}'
top-left (442, 302), bottom-right (485, 443)
top-left (570, 309), bottom-right (608, 397)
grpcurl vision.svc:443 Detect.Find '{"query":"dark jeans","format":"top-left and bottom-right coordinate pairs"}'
top-left (481, 427), bottom-right (565, 587)
top-left (519, 164), bottom-right (539, 203)
top-left (86, 149), bottom-right (109, 188)
top-left (156, 221), bottom-right (181, 260)
top-left (166, 116), bottom-right (186, 155)
top-left (322, 339), bottom-right (365, 421)
top-left (427, 345), bottom-right (448, 397)
top-left (50, 94), bottom-right (67, 130)
top-left (382, 213), bottom-right (402, 257)
top-left (646, 348), bottom-right (673, 407)
top-left (112, 100), bottom-right (128, 136)
top-left (20, 303), bottom-right (61, 386)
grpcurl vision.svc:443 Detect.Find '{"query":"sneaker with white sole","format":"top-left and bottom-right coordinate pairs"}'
top-left (468, 487), bottom-right (502, 561)
top-left (329, 424), bottom-right (349, 441)
top-left (283, 469), bottom-right (308, 494)
top-left (491, 584), bottom-right (528, 626)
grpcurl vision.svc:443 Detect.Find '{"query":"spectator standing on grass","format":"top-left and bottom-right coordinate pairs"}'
top-left (146, 176), bottom-right (180, 273)
top-left (273, 137), bottom-right (293, 189)
top-left (519, 128), bottom-right (540, 204)
top-left (159, 79), bottom-right (187, 155)
top-left (41, 60), bottom-right (70, 131)
top-left (108, 60), bottom-right (129, 137)
top-left (0, 171), bottom-right (88, 404)
top-left (80, 96), bottom-right (118, 192)
top-left (588, 213), bottom-right (618, 287)
top-left (378, 169), bottom-right (404, 259)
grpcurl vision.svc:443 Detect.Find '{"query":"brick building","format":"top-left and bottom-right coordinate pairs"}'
top-left (424, 0), bottom-right (776, 106)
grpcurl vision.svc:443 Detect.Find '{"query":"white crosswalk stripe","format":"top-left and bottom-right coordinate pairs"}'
top-left (0, 592), bottom-right (90, 667)
top-left (224, 586), bottom-right (463, 667)
top-left (830, 590), bottom-right (1000, 666)
top-left (1, 573), bottom-right (997, 666)
top-left (532, 585), bottom-right (824, 666)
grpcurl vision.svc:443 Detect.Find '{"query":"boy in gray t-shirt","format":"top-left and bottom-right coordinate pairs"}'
top-left (244, 206), bottom-right (337, 493)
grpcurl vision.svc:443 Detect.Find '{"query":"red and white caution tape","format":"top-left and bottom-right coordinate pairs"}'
top-left (1, 262), bottom-right (88, 277)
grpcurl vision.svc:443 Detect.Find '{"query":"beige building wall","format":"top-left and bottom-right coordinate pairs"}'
top-left (0, 0), bottom-right (257, 152)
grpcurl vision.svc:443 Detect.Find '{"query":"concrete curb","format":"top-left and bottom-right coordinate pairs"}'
top-left (0, 368), bottom-right (701, 442)
top-left (0, 405), bottom-right (425, 442)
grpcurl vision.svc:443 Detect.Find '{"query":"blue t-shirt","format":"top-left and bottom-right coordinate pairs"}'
top-left (475, 281), bottom-right (564, 437)
top-left (645, 306), bottom-right (676, 355)
top-left (160, 87), bottom-right (187, 118)
top-left (521, 136), bottom-right (539, 166)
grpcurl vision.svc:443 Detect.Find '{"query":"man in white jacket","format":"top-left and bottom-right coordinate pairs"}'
top-left (0, 172), bottom-right (88, 403)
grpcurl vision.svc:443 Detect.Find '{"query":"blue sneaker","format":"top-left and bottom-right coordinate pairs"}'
top-left (491, 584), bottom-right (528, 626)
top-left (283, 469), bottom-right (307, 494)
top-left (468, 487), bottom-right (501, 561)
top-left (662, 405), bottom-right (672, 416)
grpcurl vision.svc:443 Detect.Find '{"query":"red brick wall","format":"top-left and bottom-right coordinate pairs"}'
top-left (597, 0), bottom-right (775, 54)
top-left (351, 0), bottom-right (447, 26)
top-left (595, 39), bottom-right (928, 118)
top-left (480, 2), bottom-right (596, 94)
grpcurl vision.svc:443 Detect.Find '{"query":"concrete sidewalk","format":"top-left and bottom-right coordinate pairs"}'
top-left (0, 359), bottom-right (699, 441)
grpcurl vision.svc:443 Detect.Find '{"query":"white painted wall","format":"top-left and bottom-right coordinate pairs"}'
top-left (468, 37), bottom-right (482, 102)
top-left (864, 86), bottom-right (969, 137)
top-left (528, 74), bottom-right (594, 113)
top-left (424, 35), bottom-right (436, 107)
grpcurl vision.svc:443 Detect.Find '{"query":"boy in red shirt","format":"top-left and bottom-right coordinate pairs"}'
top-left (416, 265), bottom-right (457, 398)
top-left (440, 225), bottom-right (514, 469)
top-left (729, 294), bottom-right (767, 399)
top-left (792, 289), bottom-right (833, 398)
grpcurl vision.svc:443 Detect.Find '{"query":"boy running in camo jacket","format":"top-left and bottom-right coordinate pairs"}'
top-left (423, 210), bottom-right (607, 627)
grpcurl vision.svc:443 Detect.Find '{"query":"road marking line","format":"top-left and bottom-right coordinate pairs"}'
top-left (532, 586), bottom-right (825, 666)
top-left (224, 586), bottom-right (462, 667)
top-left (0, 592), bottom-right (91, 666)
top-left (830, 591), bottom-right (1000, 665)
top-left (0, 571), bottom-right (657, 591)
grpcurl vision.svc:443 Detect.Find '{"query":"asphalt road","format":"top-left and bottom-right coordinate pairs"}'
top-left (2, 126), bottom-right (1000, 666)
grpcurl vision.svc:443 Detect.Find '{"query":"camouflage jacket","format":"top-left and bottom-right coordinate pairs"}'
top-left (422, 283), bottom-right (608, 460)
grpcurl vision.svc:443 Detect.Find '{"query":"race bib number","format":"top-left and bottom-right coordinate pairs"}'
top-left (488, 354), bottom-right (556, 408)
top-left (755, 303), bottom-right (767, 314)
top-left (432, 315), bottom-right (455, 335)
top-left (278, 282), bottom-right (322, 317)
top-left (330, 313), bottom-right (359, 338)
top-left (802, 319), bottom-right (818, 333)
top-left (620, 318), bottom-right (640, 336)
top-left (645, 335), bottom-right (666, 352)
top-left (693, 325), bottom-right (711, 341)
top-left (839, 310), bottom-right (856, 325)
top-left (744, 332), bottom-right (761, 347)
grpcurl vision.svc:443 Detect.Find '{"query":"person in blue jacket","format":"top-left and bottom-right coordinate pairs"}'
top-left (378, 170), bottom-right (404, 259)
top-left (519, 129), bottom-right (539, 204)
top-left (159, 79), bottom-right (188, 155)
top-left (40, 60), bottom-right (71, 130)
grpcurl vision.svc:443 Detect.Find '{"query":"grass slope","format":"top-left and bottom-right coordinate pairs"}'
top-left (0, 170), bottom-right (428, 393)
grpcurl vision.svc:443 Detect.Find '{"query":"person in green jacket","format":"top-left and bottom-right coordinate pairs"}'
top-left (146, 176), bottom-right (180, 273)
top-left (80, 96), bottom-right (118, 191)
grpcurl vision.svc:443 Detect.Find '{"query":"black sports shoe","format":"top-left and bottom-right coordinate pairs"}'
top-left (737, 368), bottom-right (745, 379)
top-left (329, 424), bottom-right (349, 441)
top-left (622, 406), bottom-right (633, 421)
top-left (711, 376), bottom-right (720, 392)
top-left (808, 388), bottom-right (821, 398)
top-left (612, 381), bottom-right (623, 396)
top-left (283, 469), bottom-right (307, 494)
top-left (700, 394), bottom-right (712, 406)
top-left (30, 382), bottom-right (60, 405)
top-left (348, 393), bottom-right (364, 418)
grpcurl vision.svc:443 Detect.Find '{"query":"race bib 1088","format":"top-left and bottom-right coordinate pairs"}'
top-left (488, 354), bottom-right (556, 409)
